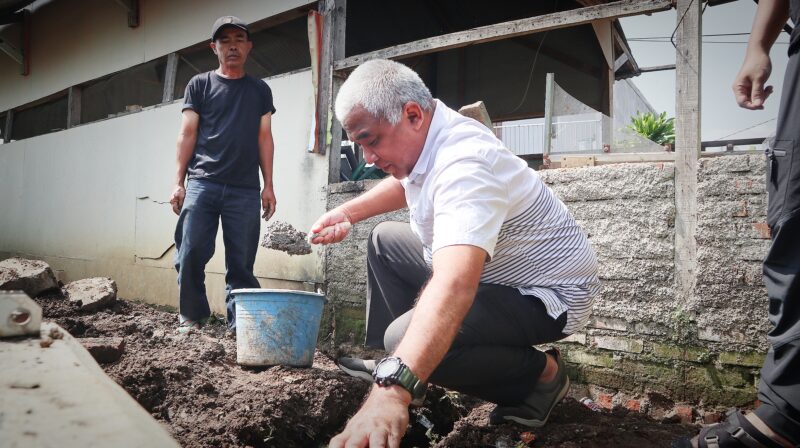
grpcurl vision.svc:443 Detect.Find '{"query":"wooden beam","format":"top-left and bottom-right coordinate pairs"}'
top-left (67, 86), bottom-right (82, 129)
top-left (612, 24), bottom-right (639, 73)
top-left (613, 53), bottom-right (629, 72)
top-left (4, 109), bottom-right (13, 142)
top-left (334, 0), bottom-right (673, 71)
top-left (327, 0), bottom-right (347, 183)
top-left (317, 0), bottom-right (334, 156)
top-left (162, 53), bottom-right (179, 103)
top-left (674, 0), bottom-right (701, 303)
top-left (0, 36), bottom-right (22, 65)
top-left (639, 64), bottom-right (676, 73)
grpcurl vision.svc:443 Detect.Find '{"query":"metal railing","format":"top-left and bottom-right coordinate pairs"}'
top-left (493, 119), bottom-right (604, 155)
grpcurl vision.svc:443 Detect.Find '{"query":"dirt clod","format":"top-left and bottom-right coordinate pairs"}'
top-left (260, 221), bottom-right (312, 256)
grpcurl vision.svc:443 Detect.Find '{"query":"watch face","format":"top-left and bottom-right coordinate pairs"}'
top-left (375, 357), bottom-right (401, 378)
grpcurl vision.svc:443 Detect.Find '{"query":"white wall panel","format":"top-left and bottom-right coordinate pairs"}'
top-left (0, 69), bottom-right (326, 312)
top-left (0, 0), bottom-right (312, 111)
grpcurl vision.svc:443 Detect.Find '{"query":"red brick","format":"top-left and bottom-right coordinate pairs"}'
top-left (675, 405), bottom-right (695, 424)
top-left (753, 223), bottom-right (771, 239)
top-left (625, 399), bottom-right (642, 412)
top-left (596, 393), bottom-right (613, 410)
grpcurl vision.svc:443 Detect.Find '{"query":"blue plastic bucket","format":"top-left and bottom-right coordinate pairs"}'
top-left (232, 288), bottom-right (326, 367)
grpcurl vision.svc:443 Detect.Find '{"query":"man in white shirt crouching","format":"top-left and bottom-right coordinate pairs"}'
top-left (310, 59), bottom-right (600, 448)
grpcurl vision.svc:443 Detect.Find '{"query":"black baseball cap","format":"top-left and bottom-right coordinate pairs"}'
top-left (211, 16), bottom-right (249, 41)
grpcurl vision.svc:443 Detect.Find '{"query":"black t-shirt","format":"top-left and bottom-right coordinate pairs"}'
top-left (790, 0), bottom-right (800, 55)
top-left (182, 71), bottom-right (276, 189)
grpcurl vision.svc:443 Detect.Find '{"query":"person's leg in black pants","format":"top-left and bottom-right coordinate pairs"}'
top-left (753, 51), bottom-right (800, 443)
top-left (366, 221), bottom-right (567, 405)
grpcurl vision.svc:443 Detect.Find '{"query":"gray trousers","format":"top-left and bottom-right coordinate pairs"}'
top-left (365, 221), bottom-right (567, 405)
top-left (754, 51), bottom-right (800, 442)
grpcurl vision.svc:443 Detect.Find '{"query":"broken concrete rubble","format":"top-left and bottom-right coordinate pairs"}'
top-left (64, 277), bottom-right (117, 311)
top-left (0, 257), bottom-right (59, 297)
top-left (260, 220), bottom-right (313, 256)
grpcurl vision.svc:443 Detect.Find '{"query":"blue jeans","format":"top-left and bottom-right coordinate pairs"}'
top-left (174, 178), bottom-right (261, 329)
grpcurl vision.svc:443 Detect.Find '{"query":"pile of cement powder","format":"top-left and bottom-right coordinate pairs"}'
top-left (260, 221), bottom-right (312, 256)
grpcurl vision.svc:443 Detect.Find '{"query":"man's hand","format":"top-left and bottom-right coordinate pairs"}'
top-left (329, 386), bottom-right (410, 448)
top-left (170, 185), bottom-right (186, 215)
top-left (733, 49), bottom-right (774, 110)
top-left (309, 208), bottom-right (352, 245)
top-left (261, 186), bottom-right (276, 221)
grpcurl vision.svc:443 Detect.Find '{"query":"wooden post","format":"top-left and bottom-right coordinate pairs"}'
top-left (327, 0), bottom-right (346, 183)
top-left (316, 0), bottom-right (334, 156)
top-left (674, 0), bottom-right (701, 303)
top-left (67, 86), bottom-right (82, 129)
top-left (543, 73), bottom-right (555, 162)
top-left (162, 52), bottom-right (179, 103)
top-left (592, 19), bottom-right (614, 147)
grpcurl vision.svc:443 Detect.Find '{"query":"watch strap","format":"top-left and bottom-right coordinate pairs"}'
top-left (396, 363), bottom-right (426, 400)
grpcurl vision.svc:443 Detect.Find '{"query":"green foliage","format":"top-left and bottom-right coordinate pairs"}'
top-left (350, 160), bottom-right (387, 181)
top-left (628, 111), bottom-right (675, 146)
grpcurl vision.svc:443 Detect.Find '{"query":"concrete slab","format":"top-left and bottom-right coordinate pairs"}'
top-left (0, 322), bottom-right (179, 448)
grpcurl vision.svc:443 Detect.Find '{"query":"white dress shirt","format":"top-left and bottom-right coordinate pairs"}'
top-left (401, 100), bottom-right (600, 334)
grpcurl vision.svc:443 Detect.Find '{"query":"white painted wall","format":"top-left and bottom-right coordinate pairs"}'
top-left (0, 0), bottom-right (312, 111)
top-left (0, 69), bottom-right (328, 313)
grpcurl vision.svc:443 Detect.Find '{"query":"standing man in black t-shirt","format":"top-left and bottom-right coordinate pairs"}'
top-left (676, 1), bottom-right (800, 447)
top-left (169, 16), bottom-right (277, 333)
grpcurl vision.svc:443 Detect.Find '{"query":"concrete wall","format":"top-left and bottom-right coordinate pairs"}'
top-left (0, 69), bottom-right (328, 312)
top-left (0, 0), bottom-right (311, 111)
top-left (325, 154), bottom-right (772, 408)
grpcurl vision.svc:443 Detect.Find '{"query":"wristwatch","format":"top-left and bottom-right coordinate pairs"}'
top-left (373, 356), bottom-right (427, 401)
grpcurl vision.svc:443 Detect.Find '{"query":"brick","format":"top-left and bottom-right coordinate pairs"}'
top-left (733, 200), bottom-right (748, 217)
top-left (590, 316), bottom-right (628, 331)
top-left (565, 350), bottom-right (615, 368)
top-left (80, 337), bottom-right (125, 364)
top-left (718, 351), bottom-right (766, 368)
top-left (596, 392), bottom-right (614, 410)
top-left (635, 321), bottom-right (670, 336)
top-left (651, 344), bottom-right (709, 363)
top-left (752, 222), bottom-right (771, 239)
top-left (651, 343), bottom-right (682, 360)
top-left (675, 405), bottom-right (695, 424)
top-left (625, 399), bottom-right (642, 412)
top-left (716, 368), bottom-right (751, 388)
top-left (581, 366), bottom-right (632, 391)
top-left (561, 333), bottom-right (587, 345)
top-left (698, 327), bottom-right (723, 342)
top-left (595, 335), bottom-right (644, 354)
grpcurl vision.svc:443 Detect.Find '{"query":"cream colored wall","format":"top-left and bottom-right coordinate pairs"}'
top-left (0, 69), bottom-right (328, 313)
top-left (0, 0), bottom-right (311, 111)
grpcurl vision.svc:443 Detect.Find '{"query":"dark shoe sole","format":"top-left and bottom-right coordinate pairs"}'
top-left (499, 377), bottom-right (570, 428)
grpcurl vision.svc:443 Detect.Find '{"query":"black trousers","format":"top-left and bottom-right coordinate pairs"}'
top-left (365, 221), bottom-right (567, 405)
top-left (754, 52), bottom-right (800, 440)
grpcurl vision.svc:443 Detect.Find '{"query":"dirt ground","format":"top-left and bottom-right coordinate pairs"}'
top-left (35, 292), bottom-right (698, 447)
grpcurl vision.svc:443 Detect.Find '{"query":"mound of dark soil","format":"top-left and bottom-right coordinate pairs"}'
top-left (34, 293), bottom-right (697, 447)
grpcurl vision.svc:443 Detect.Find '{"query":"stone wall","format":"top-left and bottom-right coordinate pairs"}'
top-left (323, 154), bottom-right (772, 409)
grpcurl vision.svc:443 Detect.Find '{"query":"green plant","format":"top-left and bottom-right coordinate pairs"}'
top-left (628, 111), bottom-right (675, 146)
top-left (350, 160), bottom-right (387, 181)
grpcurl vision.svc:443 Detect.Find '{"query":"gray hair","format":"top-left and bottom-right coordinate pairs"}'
top-left (334, 59), bottom-right (434, 125)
